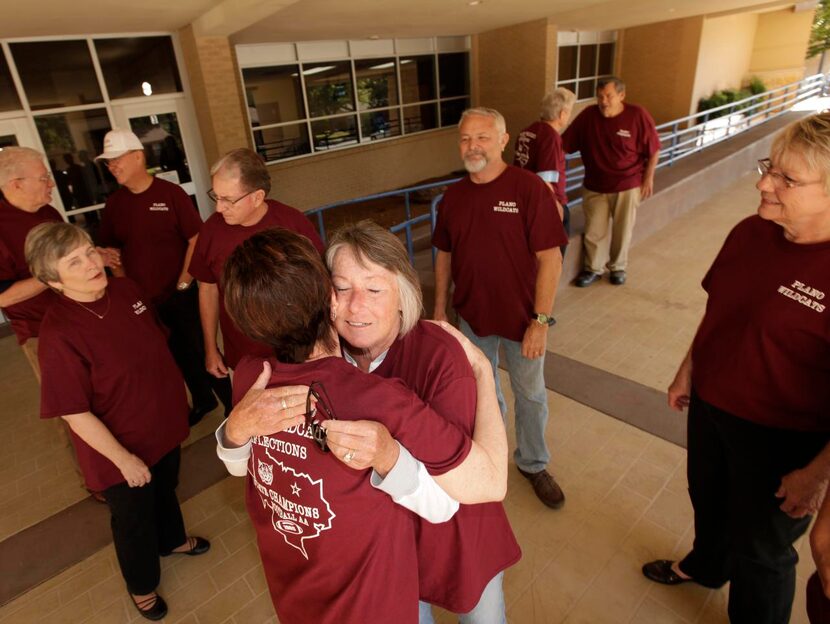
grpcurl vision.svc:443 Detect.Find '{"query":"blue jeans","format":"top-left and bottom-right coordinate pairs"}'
top-left (459, 317), bottom-right (550, 473)
top-left (419, 571), bottom-right (506, 624)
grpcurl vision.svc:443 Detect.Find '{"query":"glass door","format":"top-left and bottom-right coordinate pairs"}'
top-left (111, 98), bottom-right (210, 218)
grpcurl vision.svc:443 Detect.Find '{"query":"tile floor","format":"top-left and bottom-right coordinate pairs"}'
top-left (0, 172), bottom-right (818, 623)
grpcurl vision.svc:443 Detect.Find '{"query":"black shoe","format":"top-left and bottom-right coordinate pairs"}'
top-left (161, 536), bottom-right (211, 557)
top-left (518, 467), bottom-right (565, 509)
top-left (130, 593), bottom-right (167, 621)
top-left (609, 270), bottom-right (627, 285)
top-left (642, 560), bottom-right (691, 585)
top-left (574, 271), bottom-right (601, 287)
top-left (189, 398), bottom-right (218, 426)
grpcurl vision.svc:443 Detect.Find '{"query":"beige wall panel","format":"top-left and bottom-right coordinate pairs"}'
top-left (178, 25), bottom-right (252, 168)
top-left (618, 16), bottom-right (703, 124)
top-left (266, 129), bottom-right (461, 210)
top-left (750, 8), bottom-right (814, 76)
top-left (691, 13), bottom-right (758, 110)
top-left (477, 18), bottom-right (556, 155)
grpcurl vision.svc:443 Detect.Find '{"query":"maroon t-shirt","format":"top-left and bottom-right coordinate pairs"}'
top-left (513, 121), bottom-right (568, 206)
top-left (432, 166), bottom-right (567, 341)
top-left (233, 355), bottom-right (472, 624)
top-left (0, 200), bottom-right (61, 344)
top-left (188, 200), bottom-right (325, 368)
top-left (98, 177), bottom-right (202, 305)
top-left (692, 216), bottom-right (830, 431)
top-left (562, 103), bottom-right (660, 193)
top-left (373, 321), bottom-right (521, 612)
top-left (38, 278), bottom-right (189, 491)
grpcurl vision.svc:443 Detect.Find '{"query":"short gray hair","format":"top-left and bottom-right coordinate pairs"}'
top-left (0, 147), bottom-right (45, 189)
top-left (25, 222), bottom-right (92, 285)
top-left (210, 148), bottom-right (272, 195)
top-left (540, 88), bottom-right (576, 121)
top-left (459, 107), bottom-right (507, 135)
top-left (325, 220), bottom-right (423, 336)
top-left (597, 76), bottom-right (625, 93)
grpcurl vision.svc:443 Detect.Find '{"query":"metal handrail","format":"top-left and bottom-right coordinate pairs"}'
top-left (306, 73), bottom-right (827, 264)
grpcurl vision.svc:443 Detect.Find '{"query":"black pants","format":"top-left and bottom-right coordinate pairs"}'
top-left (560, 203), bottom-right (570, 258)
top-left (157, 285), bottom-right (232, 413)
top-left (103, 447), bottom-right (187, 595)
top-left (679, 392), bottom-right (827, 624)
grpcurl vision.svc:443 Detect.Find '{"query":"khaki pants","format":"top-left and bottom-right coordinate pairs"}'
top-left (581, 187), bottom-right (641, 273)
top-left (21, 337), bottom-right (84, 483)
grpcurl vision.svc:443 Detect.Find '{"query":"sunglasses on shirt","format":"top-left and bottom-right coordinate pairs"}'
top-left (306, 381), bottom-right (337, 452)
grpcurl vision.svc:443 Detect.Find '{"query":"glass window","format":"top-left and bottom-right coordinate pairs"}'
top-left (95, 37), bottom-right (182, 100)
top-left (11, 41), bottom-right (103, 110)
top-left (304, 62), bottom-right (355, 118)
top-left (360, 109), bottom-right (401, 140)
top-left (402, 103), bottom-right (437, 134)
top-left (0, 135), bottom-right (18, 149)
top-left (438, 53), bottom-right (469, 99)
top-left (129, 112), bottom-right (192, 184)
top-left (577, 79), bottom-right (596, 101)
top-left (355, 58), bottom-right (398, 110)
top-left (400, 56), bottom-right (436, 104)
top-left (253, 123), bottom-right (311, 161)
top-left (558, 46), bottom-right (578, 82)
top-left (311, 115), bottom-right (358, 151)
top-left (598, 43), bottom-right (615, 76)
top-left (34, 108), bottom-right (112, 210)
top-left (243, 65), bottom-right (306, 126)
top-left (0, 53), bottom-right (21, 112)
top-left (440, 98), bottom-right (468, 127)
top-left (579, 45), bottom-right (597, 79)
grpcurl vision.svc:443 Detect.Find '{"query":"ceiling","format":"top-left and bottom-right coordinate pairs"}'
top-left (0, 0), bottom-right (803, 42)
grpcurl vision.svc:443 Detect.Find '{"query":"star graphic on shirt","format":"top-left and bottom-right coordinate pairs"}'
top-left (290, 482), bottom-right (302, 496)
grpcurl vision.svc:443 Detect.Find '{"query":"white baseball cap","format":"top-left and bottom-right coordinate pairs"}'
top-left (95, 129), bottom-right (144, 160)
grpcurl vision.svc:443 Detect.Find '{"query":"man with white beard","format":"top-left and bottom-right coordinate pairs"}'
top-left (432, 107), bottom-right (568, 509)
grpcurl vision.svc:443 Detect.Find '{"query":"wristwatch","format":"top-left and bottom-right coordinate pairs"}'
top-left (533, 313), bottom-right (556, 327)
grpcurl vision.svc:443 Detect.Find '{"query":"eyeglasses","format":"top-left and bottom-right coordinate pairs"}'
top-left (206, 188), bottom-right (256, 206)
top-left (306, 381), bottom-right (337, 452)
top-left (757, 159), bottom-right (823, 190)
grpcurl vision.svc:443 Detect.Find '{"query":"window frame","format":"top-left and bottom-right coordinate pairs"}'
top-left (555, 31), bottom-right (617, 103)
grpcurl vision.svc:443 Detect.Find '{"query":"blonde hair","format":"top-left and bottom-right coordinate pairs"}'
top-left (771, 113), bottom-right (830, 195)
top-left (25, 222), bottom-right (91, 284)
top-left (325, 220), bottom-right (423, 336)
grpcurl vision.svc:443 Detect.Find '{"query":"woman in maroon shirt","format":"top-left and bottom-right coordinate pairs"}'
top-left (219, 228), bottom-right (507, 624)
top-left (25, 222), bottom-right (209, 621)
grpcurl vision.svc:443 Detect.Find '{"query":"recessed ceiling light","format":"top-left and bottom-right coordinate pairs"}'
top-left (468, 0), bottom-right (483, 5)
top-left (368, 34), bottom-right (380, 40)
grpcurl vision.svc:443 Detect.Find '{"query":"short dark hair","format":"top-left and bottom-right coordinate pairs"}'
top-left (597, 76), bottom-right (625, 93)
top-left (210, 148), bottom-right (272, 195)
top-left (223, 228), bottom-right (336, 363)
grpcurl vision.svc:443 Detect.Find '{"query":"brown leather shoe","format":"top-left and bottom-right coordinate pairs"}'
top-left (518, 467), bottom-right (565, 509)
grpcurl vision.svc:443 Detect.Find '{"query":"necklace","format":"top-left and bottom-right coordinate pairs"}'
top-left (70, 291), bottom-right (111, 320)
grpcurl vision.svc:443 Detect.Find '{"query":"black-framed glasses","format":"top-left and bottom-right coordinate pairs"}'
top-left (306, 381), bottom-right (337, 452)
top-left (757, 158), bottom-right (823, 190)
top-left (206, 188), bottom-right (256, 205)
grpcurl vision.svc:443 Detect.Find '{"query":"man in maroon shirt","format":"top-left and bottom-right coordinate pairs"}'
top-left (563, 76), bottom-right (661, 286)
top-left (96, 129), bottom-right (232, 425)
top-left (433, 107), bottom-right (569, 509)
top-left (514, 87), bottom-right (576, 255)
top-left (189, 148), bottom-right (324, 377)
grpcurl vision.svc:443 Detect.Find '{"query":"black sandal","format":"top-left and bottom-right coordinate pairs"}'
top-left (130, 592), bottom-right (168, 621)
top-left (160, 536), bottom-right (210, 557)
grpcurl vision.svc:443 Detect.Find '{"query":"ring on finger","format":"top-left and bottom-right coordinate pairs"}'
top-left (281, 397), bottom-right (287, 410)
top-left (343, 449), bottom-right (356, 463)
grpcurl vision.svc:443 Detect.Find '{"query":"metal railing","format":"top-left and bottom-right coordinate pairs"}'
top-left (307, 73), bottom-right (827, 262)
top-left (563, 73), bottom-right (827, 205)
top-left (306, 178), bottom-right (462, 263)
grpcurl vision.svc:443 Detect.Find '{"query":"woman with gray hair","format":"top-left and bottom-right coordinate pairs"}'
top-left (323, 219), bottom-right (520, 623)
top-left (26, 222), bottom-right (209, 621)
top-left (642, 113), bottom-right (830, 624)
